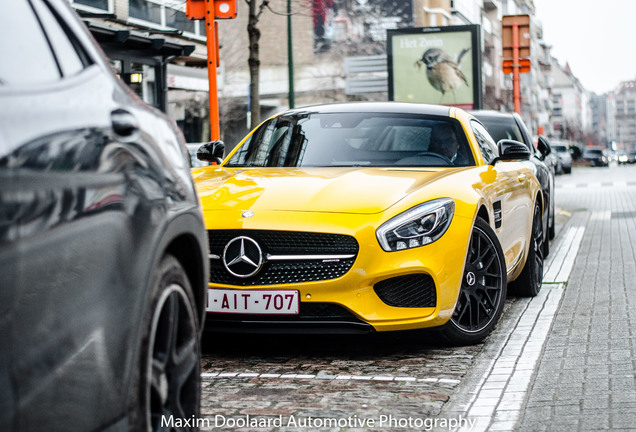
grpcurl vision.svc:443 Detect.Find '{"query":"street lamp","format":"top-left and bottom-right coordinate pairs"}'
top-left (287, 0), bottom-right (295, 108)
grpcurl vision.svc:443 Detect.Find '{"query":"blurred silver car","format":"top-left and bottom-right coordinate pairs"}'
top-left (550, 141), bottom-right (573, 174)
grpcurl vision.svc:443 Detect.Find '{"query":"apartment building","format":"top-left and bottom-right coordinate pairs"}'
top-left (612, 80), bottom-right (636, 151)
top-left (549, 60), bottom-right (590, 143)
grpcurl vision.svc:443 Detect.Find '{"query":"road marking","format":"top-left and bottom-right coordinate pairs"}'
top-left (590, 210), bottom-right (611, 220)
top-left (543, 226), bottom-right (585, 283)
top-left (444, 226), bottom-right (586, 431)
top-left (201, 371), bottom-right (460, 384)
top-left (557, 181), bottom-right (633, 189)
top-left (454, 286), bottom-right (565, 431)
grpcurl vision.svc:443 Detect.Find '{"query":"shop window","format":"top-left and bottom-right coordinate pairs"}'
top-left (129, 63), bottom-right (157, 108)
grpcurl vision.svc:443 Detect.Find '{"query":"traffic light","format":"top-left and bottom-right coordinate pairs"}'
top-left (186, 0), bottom-right (237, 20)
top-left (213, 0), bottom-right (237, 19)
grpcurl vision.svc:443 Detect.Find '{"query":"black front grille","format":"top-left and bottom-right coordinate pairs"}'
top-left (208, 230), bottom-right (359, 286)
top-left (374, 274), bottom-right (437, 308)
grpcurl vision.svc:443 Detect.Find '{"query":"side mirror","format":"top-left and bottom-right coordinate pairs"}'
top-left (491, 139), bottom-right (531, 165)
top-left (197, 140), bottom-right (225, 165)
top-left (536, 136), bottom-right (552, 157)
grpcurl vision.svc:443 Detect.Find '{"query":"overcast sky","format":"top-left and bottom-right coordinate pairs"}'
top-left (532, 0), bottom-right (636, 94)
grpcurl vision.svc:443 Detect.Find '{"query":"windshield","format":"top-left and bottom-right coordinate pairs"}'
top-left (584, 149), bottom-right (603, 156)
top-left (475, 116), bottom-right (525, 144)
top-left (225, 112), bottom-right (475, 168)
top-left (552, 145), bottom-right (568, 152)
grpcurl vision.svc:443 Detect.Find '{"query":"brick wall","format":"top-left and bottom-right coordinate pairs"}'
top-left (217, 0), bottom-right (315, 71)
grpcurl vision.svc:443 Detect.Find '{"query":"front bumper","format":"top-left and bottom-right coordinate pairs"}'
top-left (203, 210), bottom-right (473, 333)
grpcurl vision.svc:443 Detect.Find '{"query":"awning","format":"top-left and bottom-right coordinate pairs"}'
top-left (84, 21), bottom-right (195, 59)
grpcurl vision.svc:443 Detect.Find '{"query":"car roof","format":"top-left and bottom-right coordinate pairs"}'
top-left (276, 102), bottom-right (455, 117)
top-left (469, 109), bottom-right (521, 121)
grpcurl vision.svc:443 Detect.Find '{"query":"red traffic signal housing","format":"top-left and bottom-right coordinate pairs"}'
top-left (186, 0), bottom-right (237, 20)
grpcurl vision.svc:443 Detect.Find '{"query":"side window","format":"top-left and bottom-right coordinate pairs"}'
top-left (0, 0), bottom-right (60, 85)
top-left (31, 0), bottom-right (93, 77)
top-left (471, 120), bottom-right (498, 164)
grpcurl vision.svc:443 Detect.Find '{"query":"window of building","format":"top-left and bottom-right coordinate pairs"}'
top-left (71, 0), bottom-right (111, 12)
top-left (128, 0), bottom-right (203, 39)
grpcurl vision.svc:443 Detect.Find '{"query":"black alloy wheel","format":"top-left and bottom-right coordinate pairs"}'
top-left (131, 255), bottom-right (201, 432)
top-left (440, 218), bottom-right (506, 346)
top-left (509, 201), bottom-right (544, 297)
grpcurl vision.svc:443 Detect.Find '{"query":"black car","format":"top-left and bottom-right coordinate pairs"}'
top-left (0, 1), bottom-right (208, 430)
top-left (582, 148), bottom-right (610, 167)
top-left (471, 110), bottom-right (556, 258)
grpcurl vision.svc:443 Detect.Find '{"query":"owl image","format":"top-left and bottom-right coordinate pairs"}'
top-left (415, 47), bottom-right (470, 104)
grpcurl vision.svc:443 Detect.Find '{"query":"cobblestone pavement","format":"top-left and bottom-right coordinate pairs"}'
top-left (199, 329), bottom-right (489, 431)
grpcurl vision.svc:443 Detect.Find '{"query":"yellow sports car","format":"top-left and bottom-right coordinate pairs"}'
top-left (193, 102), bottom-right (544, 345)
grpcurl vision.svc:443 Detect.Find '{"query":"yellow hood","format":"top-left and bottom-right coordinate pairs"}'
top-left (193, 167), bottom-right (454, 214)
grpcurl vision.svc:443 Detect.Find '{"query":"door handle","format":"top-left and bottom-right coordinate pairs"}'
top-left (111, 109), bottom-right (139, 137)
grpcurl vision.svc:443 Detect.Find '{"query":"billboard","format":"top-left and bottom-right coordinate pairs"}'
top-left (313, 0), bottom-right (413, 53)
top-left (387, 25), bottom-right (482, 109)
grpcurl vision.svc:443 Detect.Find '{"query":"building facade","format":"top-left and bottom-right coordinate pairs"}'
top-left (612, 81), bottom-right (636, 151)
top-left (70, 0), bottom-right (213, 142)
top-left (72, 0), bottom-right (609, 151)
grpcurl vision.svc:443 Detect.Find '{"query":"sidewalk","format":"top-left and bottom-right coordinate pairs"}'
top-left (518, 184), bottom-right (636, 431)
top-left (440, 173), bottom-right (636, 431)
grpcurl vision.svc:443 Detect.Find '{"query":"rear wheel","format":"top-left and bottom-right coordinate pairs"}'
top-left (130, 255), bottom-right (201, 431)
top-left (510, 202), bottom-right (544, 297)
top-left (440, 218), bottom-right (507, 346)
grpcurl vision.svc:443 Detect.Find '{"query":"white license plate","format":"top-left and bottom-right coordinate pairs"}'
top-left (206, 288), bottom-right (299, 315)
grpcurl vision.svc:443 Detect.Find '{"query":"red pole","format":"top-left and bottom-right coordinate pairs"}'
top-left (205, 0), bottom-right (220, 141)
top-left (512, 21), bottom-right (521, 114)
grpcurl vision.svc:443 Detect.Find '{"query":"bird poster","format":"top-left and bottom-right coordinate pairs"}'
top-left (387, 25), bottom-right (482, 109)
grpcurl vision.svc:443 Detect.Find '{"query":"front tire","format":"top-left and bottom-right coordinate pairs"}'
top-left (510, 202), bottom-right (544, 297)
top-left (130, 255), bottom-right (201, 431)
top-left (440, 218), bottom-right (507, 346)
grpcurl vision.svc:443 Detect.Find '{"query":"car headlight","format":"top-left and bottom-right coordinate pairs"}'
top-left (376, 198), bottom-right (455, 252)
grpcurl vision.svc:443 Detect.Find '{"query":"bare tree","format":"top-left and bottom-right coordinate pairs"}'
top-left (246, 0), bottom-right (271, 128)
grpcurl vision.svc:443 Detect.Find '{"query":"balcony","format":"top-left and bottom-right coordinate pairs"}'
top-left (483, 0), bottom-right (498, 12)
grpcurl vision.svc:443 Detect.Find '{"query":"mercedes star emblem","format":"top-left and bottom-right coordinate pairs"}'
top-left (222, 236), bottom-right (263, 278)
top-left (242, 210), bottom-right (254, 218)
top-left (465, 271), bottom-right (476, 286)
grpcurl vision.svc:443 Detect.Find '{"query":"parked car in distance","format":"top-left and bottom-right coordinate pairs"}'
top-left (550, 141), bottom-right (573, 174)
top-left (582, 148), bottom-right (610, 167)
top-left (0, 1), bottom-right (209, 430)
top-left (194, 102), bottom-right (545, 346)
top-left (617, 151), bottom-right (636, 165)
top-left (471, 110), bottom-right (556, 243)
